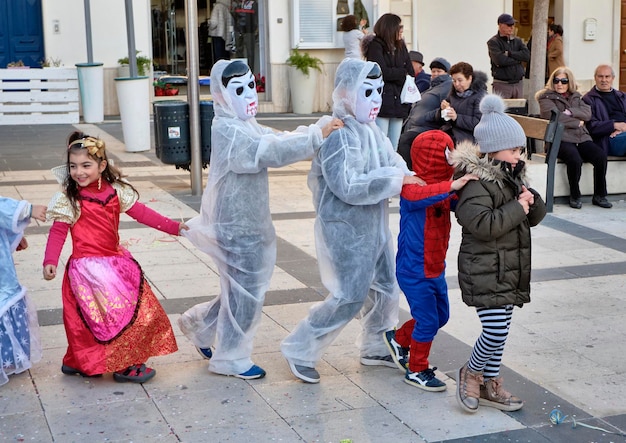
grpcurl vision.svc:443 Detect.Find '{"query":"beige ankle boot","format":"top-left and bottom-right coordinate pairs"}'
top-left (480, 376), bottom-right (524, 411)
top-left (456, 362), bottom-right (483, 413)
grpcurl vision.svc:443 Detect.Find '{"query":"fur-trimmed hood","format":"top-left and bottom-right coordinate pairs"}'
top-left (360, 33), bottom-right (376, 58)
top-left (451, 140), bottom-right (527, 187)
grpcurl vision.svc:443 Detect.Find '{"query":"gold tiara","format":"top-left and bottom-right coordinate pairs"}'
top-left (68, 136), bottom-right (105, 159)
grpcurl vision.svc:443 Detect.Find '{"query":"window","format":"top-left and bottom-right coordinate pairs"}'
top-left (290, 0), bottom-right (338, 49)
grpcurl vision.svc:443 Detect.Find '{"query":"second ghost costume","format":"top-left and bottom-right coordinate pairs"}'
top-left (178, 60), bottom-right (331, 378)
top-left (282, 58), bottom-right (413, 383)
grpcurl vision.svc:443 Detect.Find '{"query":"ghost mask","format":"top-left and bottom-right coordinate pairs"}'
top-left (354, 66), bottom-right (383, 124)
top-left (222, 61), bottom-right (258, 120)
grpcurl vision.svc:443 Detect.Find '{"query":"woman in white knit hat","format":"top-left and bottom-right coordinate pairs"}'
top-left (450, 94), bottom-right (546, 414)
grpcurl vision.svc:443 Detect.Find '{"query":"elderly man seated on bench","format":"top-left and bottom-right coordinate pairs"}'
top-left (583, 64), bottom-right (626, 157)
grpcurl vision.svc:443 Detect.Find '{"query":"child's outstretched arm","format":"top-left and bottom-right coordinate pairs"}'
top-left (126, 201), bottom-right (186, 236)
top-left (451, 173), bottom-right (479, 191)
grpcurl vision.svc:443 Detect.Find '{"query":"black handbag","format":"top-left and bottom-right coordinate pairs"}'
top-left (336, 0), bottom-right (349, 15)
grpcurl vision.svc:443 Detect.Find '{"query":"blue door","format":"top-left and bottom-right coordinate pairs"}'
top-left (0, 0), bottom-right (44, 68)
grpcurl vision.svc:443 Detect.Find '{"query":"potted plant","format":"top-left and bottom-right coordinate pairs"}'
top-left (153, 79), bottom-right (179, 96)
top-left (286, 47), bottom-right (322, 114)
top-left (117, 51), bottom-right (152, 77)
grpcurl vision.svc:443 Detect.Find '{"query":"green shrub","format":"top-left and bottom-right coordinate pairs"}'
top-left (286, 47), bottom-right (322, 76)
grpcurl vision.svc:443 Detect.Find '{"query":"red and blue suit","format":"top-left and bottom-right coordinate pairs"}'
top-left (395, 130), bottom-right (456, 373)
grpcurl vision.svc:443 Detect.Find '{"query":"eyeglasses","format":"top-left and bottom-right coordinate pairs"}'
top-left (553, 77), bottom-right (569, 85)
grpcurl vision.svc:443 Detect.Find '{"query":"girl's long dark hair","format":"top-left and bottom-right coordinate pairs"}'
top-left (373, 13), bottom-right (403, 52)
top-left (64, 131), bottom-right (138, 216)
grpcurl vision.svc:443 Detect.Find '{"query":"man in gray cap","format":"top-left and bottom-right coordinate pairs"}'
top-left (410, 51), bottom-right (431, 93)
top-left (487, 13), bottom-right (530, 99)
top-left (397, 57), bottom-right (452, 169)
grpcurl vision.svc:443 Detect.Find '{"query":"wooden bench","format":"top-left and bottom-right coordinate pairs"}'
top-left (508, 110), bottom-right (564, 212)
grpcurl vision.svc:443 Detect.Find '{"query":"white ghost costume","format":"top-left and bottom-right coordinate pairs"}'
top-left (178, 59), bottom-right (329, 376)
top-left (281, 58), bottom-right (412, 369)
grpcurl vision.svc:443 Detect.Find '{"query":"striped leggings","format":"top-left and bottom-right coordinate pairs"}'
top-left (467, 305), bottom-right (514, 378)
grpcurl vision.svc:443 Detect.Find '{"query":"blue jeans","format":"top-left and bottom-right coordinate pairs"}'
top-left (375, 117), bottom-right (403, 151)
top-left (609, 132), bottom-right (626, 156)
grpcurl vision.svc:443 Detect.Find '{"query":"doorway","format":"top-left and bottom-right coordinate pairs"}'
top-left (0, 0), bottom-right (45, 68)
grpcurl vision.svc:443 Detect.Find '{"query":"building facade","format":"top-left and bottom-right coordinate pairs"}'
top-left (5, 0), bottom-right (622, 117)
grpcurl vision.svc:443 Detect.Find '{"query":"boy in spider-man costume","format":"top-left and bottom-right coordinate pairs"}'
top-left (384, 130), bottom-right (477, 391)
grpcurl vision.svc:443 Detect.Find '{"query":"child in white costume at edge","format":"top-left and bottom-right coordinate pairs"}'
top-left (177, 59), bottom-right (343, 379)
top-left (281, 58), bottom-right (423, 383)
top-left (0, 197), bottom-right (46, 386)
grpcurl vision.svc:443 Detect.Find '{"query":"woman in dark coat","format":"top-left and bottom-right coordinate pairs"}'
top-left (438, 62), bottom-right (487, 145)
top-left (362, 13), bottom-right (414, 150)
top-left (535, 66), bottom-right (611, 209)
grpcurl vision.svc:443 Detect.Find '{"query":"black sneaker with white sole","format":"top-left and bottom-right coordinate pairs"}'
top-left (382, 329), bottom-right (409, 372)
top-left (404, 367), bottom-right (447, 392)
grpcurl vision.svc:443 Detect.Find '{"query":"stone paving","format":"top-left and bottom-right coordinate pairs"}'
top-left (0, 116), bottom-right (625, 442)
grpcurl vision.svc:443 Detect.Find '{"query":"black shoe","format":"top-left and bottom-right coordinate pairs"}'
top-left (569, 198), bottom-right (582, 209)
top-left (61, 365), bottom-right (102, 378)
top-left (592, 196), bottom-right (612, 208)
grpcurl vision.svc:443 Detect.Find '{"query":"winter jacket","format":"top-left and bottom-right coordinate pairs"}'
top-left (415, 70), bottom-right (431, 93)
top-left (536, 89), bottom-right (593, 144)
top-left (583, 86), bottom-right (626, 155)
top-left (451, 141), bottom-right (546, 308)
top-left (439, 71), bottom-right (488, 144)
top-left (363, 35), bottom-right (414, 119)
top-left (208, 0), bottom-right (233, 46)
top-left (487, 33), bottom-right (530, 83)
top-left (546, 34), bottom-right (565, 79)
top-left (404, 74), bottom-right (452, 133)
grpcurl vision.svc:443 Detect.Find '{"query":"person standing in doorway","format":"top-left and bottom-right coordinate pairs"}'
top-left (208, 0), bottom-right (233, 62)
top-left (232, 0), bottom-right (257, 73)
top-left (546, 24), bottom-right (565, 82)
top-left (487, 13), bottom-right (529, 99)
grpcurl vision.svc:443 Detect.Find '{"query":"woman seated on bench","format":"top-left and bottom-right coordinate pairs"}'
top-left (535, 67), bottom-right (612, 209)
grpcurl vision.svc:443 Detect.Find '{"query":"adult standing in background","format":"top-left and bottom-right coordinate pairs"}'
top-left (410, 51), bottom-right (431, 93)
top-left (341, 15), bottom-right (367, 60)
top-left (362, 13), bottom-right (414, 150)
top-left (582, 64), bottom-right (626, 157)
top-left (546, 24), bottom-right (565, 82)
top-left (487, 13), bottom-right (530, 99)
top-left (208, 0), bottom-right (233, 62)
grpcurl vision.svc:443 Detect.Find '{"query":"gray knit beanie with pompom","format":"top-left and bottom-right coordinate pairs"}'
top-left (474, 94), bottom-right (527, 154)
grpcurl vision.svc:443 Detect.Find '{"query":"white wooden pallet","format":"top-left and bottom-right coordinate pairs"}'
top-left (0, 67), bottom-right (79, 125)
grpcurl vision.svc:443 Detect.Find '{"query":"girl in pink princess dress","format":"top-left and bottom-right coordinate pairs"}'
top-left (43, 131), bottom-right (187, 383)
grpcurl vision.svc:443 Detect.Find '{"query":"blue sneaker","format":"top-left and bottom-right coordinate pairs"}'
top-left (382, 329), bottom-right (409, 372)
top-left (196, 346), bottom-right (213, 360)
top-left (405, 367), bottom-right (447, 392)
top-left (235, 364), bottom-right (266, 380)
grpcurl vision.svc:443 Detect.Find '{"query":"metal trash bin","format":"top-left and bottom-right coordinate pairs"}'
top-left (153, 100), bottom-right (190, 167)
top-left (200, 100), bottom-right (214, 165)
